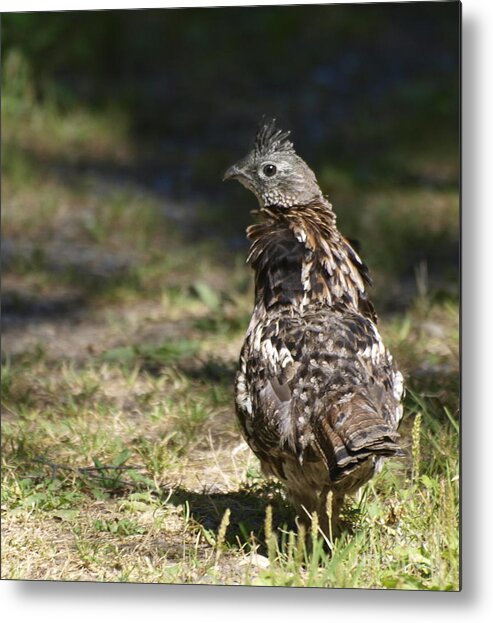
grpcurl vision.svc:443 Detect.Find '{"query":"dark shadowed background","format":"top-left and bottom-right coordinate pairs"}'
top-left (2, 2), bottom-right (459, 303)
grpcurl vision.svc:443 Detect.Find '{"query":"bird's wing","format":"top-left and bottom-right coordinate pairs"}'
top-left (250, 311), bottom-right (404, 480)
top-left (306, 313), bottom-right (404, 481)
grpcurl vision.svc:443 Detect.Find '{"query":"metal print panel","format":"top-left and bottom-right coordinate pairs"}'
top-left (1, 1), bottom-right (460, 589)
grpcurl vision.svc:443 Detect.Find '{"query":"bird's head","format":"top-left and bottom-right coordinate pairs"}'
top-left (223, 118), bottom-right (323, 209)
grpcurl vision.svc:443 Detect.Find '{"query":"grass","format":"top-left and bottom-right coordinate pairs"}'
top-left (1, 55), bottom-right (459, 588)
top-left (1, 353), bottom-right (459, 587)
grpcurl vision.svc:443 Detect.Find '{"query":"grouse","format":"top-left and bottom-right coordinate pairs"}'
top-left (223, 119), bottom-right (404, 539)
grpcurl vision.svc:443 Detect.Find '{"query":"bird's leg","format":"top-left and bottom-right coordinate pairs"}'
top-left (288, 488), bottom-right (318, 533)
top-left (290, 487), bottom-right (344, 553)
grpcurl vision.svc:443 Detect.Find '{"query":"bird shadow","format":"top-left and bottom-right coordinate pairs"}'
top-left (161, 481), bottom-right (360, 558)
top-left (163, 482), bottom-right (296, 554)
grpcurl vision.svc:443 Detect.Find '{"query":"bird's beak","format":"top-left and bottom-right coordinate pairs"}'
top-left (223, 164), bottom-right (242, 182)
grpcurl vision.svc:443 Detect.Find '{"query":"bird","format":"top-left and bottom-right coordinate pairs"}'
top-left (223, 118), bottom-right (405, 541)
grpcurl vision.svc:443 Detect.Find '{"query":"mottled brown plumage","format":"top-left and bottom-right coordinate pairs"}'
top-left (224, 119), bottom-right (404, 539)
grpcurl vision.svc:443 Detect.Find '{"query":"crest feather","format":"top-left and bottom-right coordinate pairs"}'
top-left (254, 118), bottom-right (294, 157)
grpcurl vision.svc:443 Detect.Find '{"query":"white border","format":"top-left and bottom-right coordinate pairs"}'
top-left (1, 0), bottom-right (441, 11)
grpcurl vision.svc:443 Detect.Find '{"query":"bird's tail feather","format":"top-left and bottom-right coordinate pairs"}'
top-left (313, 394), bottom-right (404, 482)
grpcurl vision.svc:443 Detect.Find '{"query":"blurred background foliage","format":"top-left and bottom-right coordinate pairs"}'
top-left (1, 1), bottom-right (460, 342)
top-left (2, 3), bottom-right (459, 296)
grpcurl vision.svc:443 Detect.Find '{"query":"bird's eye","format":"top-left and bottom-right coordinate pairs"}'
top-left (262, 164), bottom-right (277, 177)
